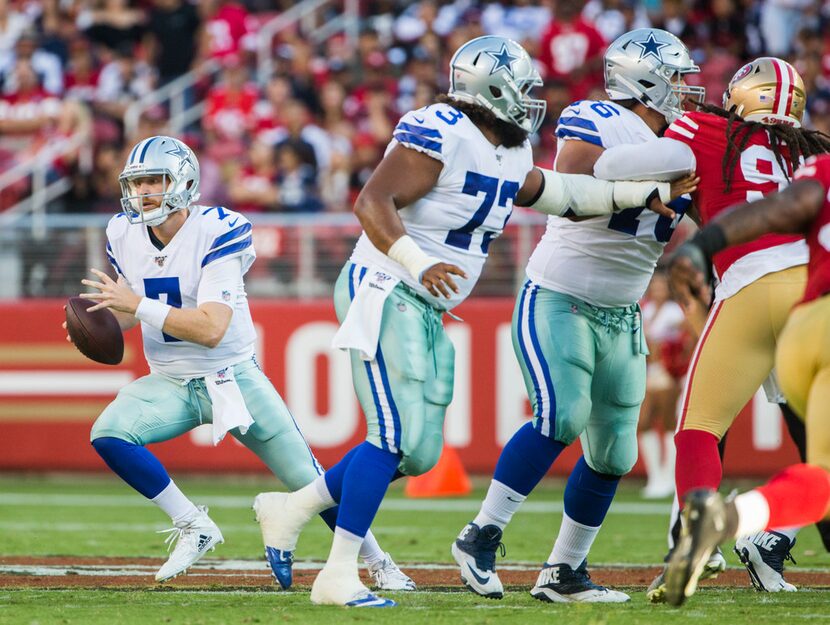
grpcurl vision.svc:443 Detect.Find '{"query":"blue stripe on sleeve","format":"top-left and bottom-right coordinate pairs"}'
top-left (393, 131), bottom-right (442, 153)
top-left (555, 127), bottom-right (603, 147)
top-left (201, 236), bottom-right (252, 267)
top-left (210, 222), bottom-right (252, 250)
top-left (106, 252), bottom-right (125, 277)
top-left (557, 115), bottom-right (599, 133)
top-left (395, 121), bottom-right (442, 138)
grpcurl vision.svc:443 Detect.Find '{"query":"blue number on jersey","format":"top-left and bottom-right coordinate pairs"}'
top-left (446, 172), bottom-right (519, 253)
top-left (144, 277), bottom-right (183, 343)
top-left (590, 102), bottom-right (620, 119)
top-left (436, 109), bottom-right (463, 125)
top-left (607, 197), bottom-right (689, 242)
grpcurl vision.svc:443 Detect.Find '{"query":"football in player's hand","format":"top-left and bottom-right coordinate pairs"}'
top-left (65, 296), bottom-right (124, 365)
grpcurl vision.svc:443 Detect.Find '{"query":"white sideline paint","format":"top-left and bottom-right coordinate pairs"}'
top-left (0, 371), bottom-right (134, 395)
top-left (0, 493), bottom-right (671, 515)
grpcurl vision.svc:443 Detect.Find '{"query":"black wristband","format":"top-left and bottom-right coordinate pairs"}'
top-left (690, 224), bottom-right (728, 259)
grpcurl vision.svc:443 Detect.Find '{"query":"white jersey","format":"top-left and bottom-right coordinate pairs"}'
top-left (526, 100), bottom-right (691, 307)
top-left (106, 205), bottom-right (257, 379)
top-left (351, 102), bottom-right (534, 310)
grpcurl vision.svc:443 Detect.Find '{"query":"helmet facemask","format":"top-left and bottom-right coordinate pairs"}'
top-left (119, 170), bottom-right (189, 227)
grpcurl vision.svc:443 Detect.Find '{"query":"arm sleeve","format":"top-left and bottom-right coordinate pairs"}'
top-left (593, 137), bottom-right (696, 182)
top-left (197, 256), bottom-right (243, 309)
top-left (527, 168), bottom-right (671, 217)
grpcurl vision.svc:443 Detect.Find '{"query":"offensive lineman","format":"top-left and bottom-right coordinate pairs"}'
top-left (252, 35), bottom-right (694, 608)
top-left (67, 136), bottom-right (413, 590)
top-left (453, 29), bottom-right (700, 604)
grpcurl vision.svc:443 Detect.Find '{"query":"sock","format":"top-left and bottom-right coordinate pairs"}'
top-left (295, 475), bottom-right (336, 512)
top-left (548, 457), bottom-right (620, 567)
top-left (562, 456), bottom-right (621, 526)
top-left (151, 480), bottom-right (199, 525)
top-left (755, 464), bottom-right (830, 531)
top-left (674, 429), bottom-right (722, 504)
top-left (638, 430), bottom-right (661, 487)
top-left (548, 512), bottom-right (600, 568)
top-left (317, 505), bottom-right (385, 564)
top-left (359, 531), bottom-right (386, 565)
top-left (326, 527), bottom-right (363, 571)
top-left (493, 421), bottom-right (567, 496)
top-left (662, 431), bottom-right (676, 483)
top-left (336, 441), bottom-right (400, 539)
top-left (473, 480), bottom-right (526, 530)
top-left (323, 445), bottom-right (361, 503)
top-left (772, 527), bottom-right (799, 543)
top-left (91, 437), bottom-right (170, 499)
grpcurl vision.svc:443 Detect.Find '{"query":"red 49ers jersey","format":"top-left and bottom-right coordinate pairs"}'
top-left (793, 155), bottom-right (830, 303)
top-left (665, 112), bottom-right (802, 280)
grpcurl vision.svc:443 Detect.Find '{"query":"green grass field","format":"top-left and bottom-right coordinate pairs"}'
top-left (1, 473), bottom-right (829, 624)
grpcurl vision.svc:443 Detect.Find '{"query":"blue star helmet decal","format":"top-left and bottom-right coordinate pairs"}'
top-left (166, 142), bottom-right (194, 168)
top-left (485, 43), bottom-right (519, 78)
top-left (633, 32), bottom-right (671, 62)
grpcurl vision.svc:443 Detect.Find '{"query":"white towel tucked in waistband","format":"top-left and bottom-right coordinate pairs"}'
top-left (332, 266), bottom-right (400, 361)
top-left (204, 366), bottom-right (255, 445)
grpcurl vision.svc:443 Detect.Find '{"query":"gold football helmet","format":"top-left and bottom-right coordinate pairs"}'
top-left (723, 57), bottom-right (806, 127)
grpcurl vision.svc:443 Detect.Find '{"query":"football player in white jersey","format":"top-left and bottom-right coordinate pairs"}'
top-left (67, 135), bottom-right (414, 590)
top-left (252, 35), bottom-right (695, 608)
top-left (454, 29), bottom-right (702, 604)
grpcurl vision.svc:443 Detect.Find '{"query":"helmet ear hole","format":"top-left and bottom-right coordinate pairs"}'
top-left (639, 79), bottom-right (655, 89)
top-left (489, 85), bottom-right (502, 99)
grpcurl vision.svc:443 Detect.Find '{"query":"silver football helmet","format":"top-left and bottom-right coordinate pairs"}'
top-left (605, 28), bottom-right (704, 123)
top-left (448, 35), bottom-right (546, 133)
top-left (119, 135), bottom-right (200, 227)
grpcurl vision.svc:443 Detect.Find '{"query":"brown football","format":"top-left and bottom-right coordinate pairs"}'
top-left (65, 296), bottom-right (124, 365)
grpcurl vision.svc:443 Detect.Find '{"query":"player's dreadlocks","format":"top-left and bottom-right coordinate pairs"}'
top-left (437, 94), bottom-right (529, 148)
top-left (693, 101), bottom-right (830, 192)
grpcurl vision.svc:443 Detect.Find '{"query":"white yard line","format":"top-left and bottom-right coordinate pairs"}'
top-left (0, 493), bottom-right (671, 515)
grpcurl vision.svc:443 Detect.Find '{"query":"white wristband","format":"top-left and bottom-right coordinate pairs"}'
top-left (612, 180), bottom-right (672, 210)
top-left (387, 235), bottom-right (441, 282)
top-left (135, 297), bottom-right (172, 330)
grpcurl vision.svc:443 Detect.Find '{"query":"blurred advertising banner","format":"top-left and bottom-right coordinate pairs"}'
top-left (0, 300), bottom-right (800, 477)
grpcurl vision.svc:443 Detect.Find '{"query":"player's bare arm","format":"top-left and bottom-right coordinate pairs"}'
top-left (80, 268), bottom-right (233, 348)
top-left (354, 144), bottom-right (467, 299)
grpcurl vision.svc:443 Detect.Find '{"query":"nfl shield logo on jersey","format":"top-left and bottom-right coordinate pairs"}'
top-left (222, 290), bottom-right (231, 302)
top-left (154, 256), bottom-right (167, 267)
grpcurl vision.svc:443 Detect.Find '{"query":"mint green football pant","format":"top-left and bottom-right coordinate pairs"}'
top-left (333, 263), bottom-right (454, 476)
top-left (90, 356), bottom-right (325, 490)
top-left (512, 279), bottom-right (647, 476)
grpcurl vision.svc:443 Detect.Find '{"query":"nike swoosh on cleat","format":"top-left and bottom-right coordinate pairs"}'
top-left (466, 564), bottom-right (491, 586)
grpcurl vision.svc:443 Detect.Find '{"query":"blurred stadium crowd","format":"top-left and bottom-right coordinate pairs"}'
top-left (2, 0), bottom-right (830, 216)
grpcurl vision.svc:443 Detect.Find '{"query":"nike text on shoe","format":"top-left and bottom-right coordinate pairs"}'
top-left (665, 489), bottom-right (738, 606)
top-left (155, 505), bottom-right (224, 582)
top-left (265, 546), bottom-right (293, 590)
top-left (368, 552), bottom-right (416, 591)
top-left (647, 548), bottom-right (725, 604)
top-left (734, 531), bottom-right (797, 592)
top-left (451, 522), bottom-right (505, 599)
top-left (311, 564), bottom-right (396, 607)
top-left (531, 560), bottom-right (630, 603)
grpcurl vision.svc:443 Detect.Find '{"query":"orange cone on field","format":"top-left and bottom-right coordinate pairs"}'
top-left (404, 446), bottom-right (472, 498)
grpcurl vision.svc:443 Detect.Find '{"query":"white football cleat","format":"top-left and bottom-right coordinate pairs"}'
top-left (311, 563), bottom-right (396, 607)
top-left (368, 552), bottom-right (416, 591)
top-left (735, 532), bottom-right (798, 592)
top-left (155, 505), bottom-right (224, 582)
top-left (451, 522), bottom-right (505, 599)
